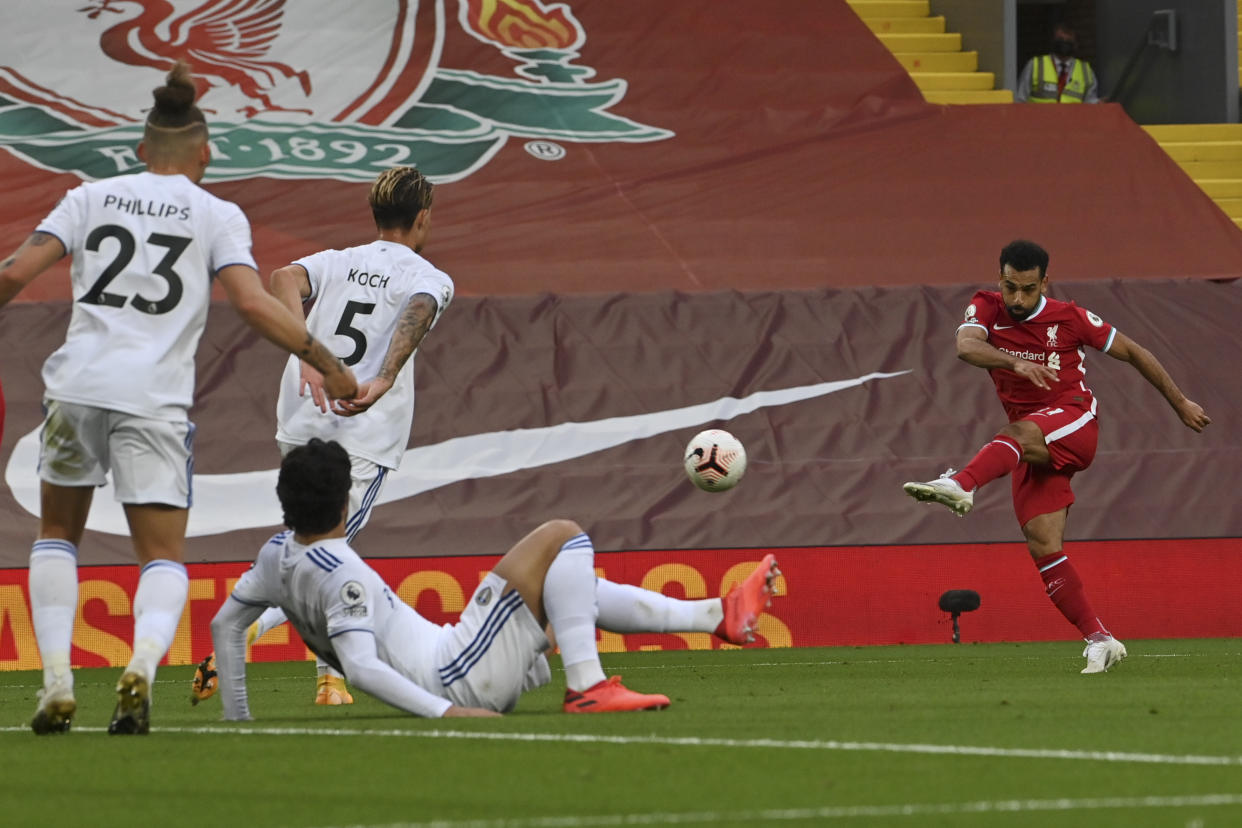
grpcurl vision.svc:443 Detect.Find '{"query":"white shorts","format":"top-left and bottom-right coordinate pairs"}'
top-left (278, 441), bottom-right (388, 542)
top-left (39, 399), bottom-right (194, 507)
top-left (435, 572), bottom-right (551, 713)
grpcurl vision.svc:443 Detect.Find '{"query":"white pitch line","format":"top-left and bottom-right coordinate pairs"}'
top-left (301, 794), bottom-right (1242, 828)
top-left (3, 724), bottom-right (1241, 767)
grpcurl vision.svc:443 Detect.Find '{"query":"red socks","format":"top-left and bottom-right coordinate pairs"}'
top-left (1034, 552), bottom-right (1109, 639)
top-left (953, 436), bottom-right (1022, 492)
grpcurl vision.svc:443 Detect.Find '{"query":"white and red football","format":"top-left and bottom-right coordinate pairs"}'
top-left (683, 429), bottom-right (747, 492)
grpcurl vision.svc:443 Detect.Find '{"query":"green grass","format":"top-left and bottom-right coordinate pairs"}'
top-left (2, 639), bottom-right (1241, 827)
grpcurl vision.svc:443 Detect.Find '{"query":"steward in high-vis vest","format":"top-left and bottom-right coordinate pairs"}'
top-left (1028, 55), bottom-right (1097, 103)
top-left (1015, 24), bottom-right (1101, 104)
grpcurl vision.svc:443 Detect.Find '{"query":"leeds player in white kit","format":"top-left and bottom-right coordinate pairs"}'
top-left (209, 439), bottom-right (783, 718)
top-left (0, 63), bottom-right (356, 735)
top-left (232, 167), bottom-right (453, 705)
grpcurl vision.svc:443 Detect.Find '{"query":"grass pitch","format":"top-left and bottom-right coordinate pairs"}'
top-left (2, 639), bottom-right (1241, 828)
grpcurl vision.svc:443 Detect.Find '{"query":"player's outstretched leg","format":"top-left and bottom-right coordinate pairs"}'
top-left (716, 554), bottom-right (781, 645)
top-left (903, 469), bottom-right (974, 517)
top-left (1081, 636), bottom-right (1127, 674)
top-left (515, 523), bottom-right (668, 713)
top-left (108, 671), bottom-right (151, 735)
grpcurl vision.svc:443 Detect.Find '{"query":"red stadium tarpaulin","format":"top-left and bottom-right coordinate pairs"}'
top-left (3, 0), bottom-right (1240, 300)
top-left (0, 2), bottom-right (1238, 650)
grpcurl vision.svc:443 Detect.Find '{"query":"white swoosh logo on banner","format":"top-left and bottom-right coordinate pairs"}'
top-left (4, 371), bottom-right (910, 537)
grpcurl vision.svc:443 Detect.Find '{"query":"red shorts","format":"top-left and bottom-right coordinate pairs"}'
top-left (1010, 405), bottom-right (1099, 527)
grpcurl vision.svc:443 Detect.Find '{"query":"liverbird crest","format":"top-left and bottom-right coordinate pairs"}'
top-left (78, 0), bottom-right (312, 118)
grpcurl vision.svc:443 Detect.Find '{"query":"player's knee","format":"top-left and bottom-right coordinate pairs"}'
top-left (999, 421), bottom-right (1043, 454)
top-left (539, 518), bottom-right (583, 546)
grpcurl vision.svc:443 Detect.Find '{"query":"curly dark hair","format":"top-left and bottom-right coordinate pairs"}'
top-left (999, 239), bottom-right (1049, 279)
top-left (276, 439), bottom-right (351, 535)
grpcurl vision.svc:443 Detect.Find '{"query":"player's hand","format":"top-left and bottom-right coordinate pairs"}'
top-left (333, 376), bottom-right (393, 418)
top-left (1176, 399), bottom-right (1211, 432)
top-left (1013, 359), bottom-right (1057, 390)
top-left (299, 361), bottom-right (329, 413)
top-left (443, 705), bottom-right (502, 718)
top-left (321, 363), bottom-right (359, 403)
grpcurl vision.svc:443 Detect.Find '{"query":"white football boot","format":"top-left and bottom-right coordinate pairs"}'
top-left (1081, 637), bottom-right (1128, 674)
top-left (903, 469), bottom-right (974, 517)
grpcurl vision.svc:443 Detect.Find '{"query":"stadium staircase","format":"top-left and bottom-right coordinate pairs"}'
top-left (846, 0), bottom-right (1013, 104)
top-left (1141, 10), bottom-right (1242, 231)
top-left (1144, 123), bottom-right (1242, 232)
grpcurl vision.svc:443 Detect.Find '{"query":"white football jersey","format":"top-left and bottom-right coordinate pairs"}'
top-left (36, 171), bottom-right (256, 420)
top-left (230, 532), bottom-right (445, 691)
top-left (275, 242), bottom-right (453, 468)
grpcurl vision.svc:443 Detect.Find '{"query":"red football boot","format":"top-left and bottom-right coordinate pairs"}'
top-left (715, 553), bottom-right (780, 645)
top-left (563, 676), bottom-right (670, 713)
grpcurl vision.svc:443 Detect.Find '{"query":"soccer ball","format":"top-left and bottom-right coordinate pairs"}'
top-left (683, 429), bottom-right (747, 492)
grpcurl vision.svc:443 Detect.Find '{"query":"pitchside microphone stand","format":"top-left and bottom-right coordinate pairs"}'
top-left (938, 589), bottom-right (981, 644)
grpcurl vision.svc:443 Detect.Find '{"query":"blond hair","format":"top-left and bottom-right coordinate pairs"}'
top-left (369, 167), bottom-right (434, 230)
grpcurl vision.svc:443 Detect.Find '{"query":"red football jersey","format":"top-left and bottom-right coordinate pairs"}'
top-left (959, 291), bottom-right (1116, 419)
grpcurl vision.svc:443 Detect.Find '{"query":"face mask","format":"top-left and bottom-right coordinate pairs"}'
top-left (1052, 38), bottom-right (1075, 57)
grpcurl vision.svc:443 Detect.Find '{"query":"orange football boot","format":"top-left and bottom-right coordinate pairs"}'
top-left (715, 553), bottom-right (780, 645)
top-left (563, 676), bottom-right (669, 713)
top-left (315, 673), bottom-right (354, 705)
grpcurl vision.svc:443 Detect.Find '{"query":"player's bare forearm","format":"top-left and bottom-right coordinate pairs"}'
top-left (1123, 342), bottom-right (1211, 431)
top-left (0, 232), bottom-right (65, 307)
top-left (956, 329), bottom-right (1055, 389)
top-left (377, 292), bottom-right (438, 383)
top-left (332, 294), bottom-right (437, 416)
top-left (219, 264), bottom-right (356, 396)
top-left (298, 334), bottom-right (349, 383)
top-left (956, 331), bottom-right (1018, 371)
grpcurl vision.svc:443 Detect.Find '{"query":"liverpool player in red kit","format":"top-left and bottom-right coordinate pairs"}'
top-left (904, 240), bottom-right (1211, 673)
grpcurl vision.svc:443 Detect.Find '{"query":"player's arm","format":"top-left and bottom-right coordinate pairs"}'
top-left (269, 263), bottom-right (312, 315)
top-left (332, 629), bottom-right (500, 718)
top-left (0, 232), bottom-right (66, 308)
top-left (1104, 330), bottom-right (1211, 432)
top-left (334, 292), bottom-right (440, 417)
top-left (955, 326), bottom-right (1057, 390)
top-left (269, 263), bottom-right (335, 413)
top-left (209, 593), bottom-right (270, 721)
top-left (215, 263), bottom-right (357, 401)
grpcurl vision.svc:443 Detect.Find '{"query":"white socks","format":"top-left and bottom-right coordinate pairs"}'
top-left (542, 532), bottom-right (605, 691)
top-left (595, 580), bottom-right (722, 634)
top-left (317, 660), bottom-right (344, 679)
top-left (127, 560), bottom-right (189, 686)
top-left (30, 545), bottom-right (190, 693)
top-left (29, 540), bottom-right (79, 692)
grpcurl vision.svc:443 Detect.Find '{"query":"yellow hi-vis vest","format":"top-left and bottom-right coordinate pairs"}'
top-left (1029, 55), bottom-right (1095, 103)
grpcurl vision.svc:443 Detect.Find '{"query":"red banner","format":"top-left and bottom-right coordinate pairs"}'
top-left (2, 539), bottom-right (1240, 671)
